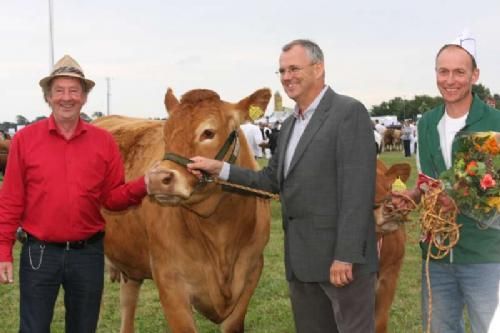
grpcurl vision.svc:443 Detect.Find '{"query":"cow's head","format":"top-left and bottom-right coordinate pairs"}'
top-left (147, 88), bottom-right (271, 215)
top-left (374, 160), bottom-right (412, 233)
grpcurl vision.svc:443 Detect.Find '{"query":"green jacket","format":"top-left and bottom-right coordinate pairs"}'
top-left (417, 94), bottom-right (500, 263)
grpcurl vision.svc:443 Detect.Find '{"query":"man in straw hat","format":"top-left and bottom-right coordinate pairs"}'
top-left (0, 55), bottom-right (150, 332)
top-left (394, 32), bottom-right (500, 332)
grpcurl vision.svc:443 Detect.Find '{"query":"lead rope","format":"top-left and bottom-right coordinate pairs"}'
top-left (215, 179), bottom-right (280, 200)
top-left (419, 184), bottom-right (460, 333)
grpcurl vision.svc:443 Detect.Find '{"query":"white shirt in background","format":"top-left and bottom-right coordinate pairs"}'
top-left (240, 122), bottom-right (264, 158)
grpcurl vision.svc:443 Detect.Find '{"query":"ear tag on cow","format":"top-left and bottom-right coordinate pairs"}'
top-left (249, 105), bottom-right (264, 121)
top-left (392, 177), bottom-right (407, 192)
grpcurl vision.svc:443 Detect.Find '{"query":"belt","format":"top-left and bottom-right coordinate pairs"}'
top-left (19, 230), bottom-right (104, 250)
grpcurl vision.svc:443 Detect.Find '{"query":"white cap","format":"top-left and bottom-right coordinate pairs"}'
top-left (450, 28), bottom-right (477, 59)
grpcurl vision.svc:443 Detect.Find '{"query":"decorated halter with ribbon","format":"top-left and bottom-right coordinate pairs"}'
top-left (163, 130), bottom-right (240, 184)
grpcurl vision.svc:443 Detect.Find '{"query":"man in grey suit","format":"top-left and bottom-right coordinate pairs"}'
top-left (188, 39), bottom-right (377, 333)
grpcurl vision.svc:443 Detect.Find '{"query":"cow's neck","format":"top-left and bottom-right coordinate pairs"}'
top-left (179, 195), bottom-right (257, 304)
top-left (181, 191), bottom-right (227, 218)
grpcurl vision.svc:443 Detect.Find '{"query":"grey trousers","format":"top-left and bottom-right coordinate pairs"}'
top-left (288, 273), bottom-right (376, 333)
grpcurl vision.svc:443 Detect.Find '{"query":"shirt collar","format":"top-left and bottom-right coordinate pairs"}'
top-left (293, 85), bottom-right (328, 120)
top-left (48, 114), bottom-right (88, 138)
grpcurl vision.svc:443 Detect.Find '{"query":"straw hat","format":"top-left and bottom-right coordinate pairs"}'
top-left (39, 54), bottom-right (95, 92)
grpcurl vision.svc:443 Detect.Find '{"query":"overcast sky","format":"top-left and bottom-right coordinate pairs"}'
top-left (1, 0), bottom-right (499, 123)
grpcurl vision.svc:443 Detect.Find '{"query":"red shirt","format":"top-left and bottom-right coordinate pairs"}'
top-left (0, 116), bottom-right (147, 262)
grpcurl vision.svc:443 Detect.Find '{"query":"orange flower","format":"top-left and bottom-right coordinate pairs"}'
top-left (484, 136), bottom-right (500, 154)
top-left (465, 160), bottom-right (478, 176)
top-left (480, 173), bottom-right (496, 190)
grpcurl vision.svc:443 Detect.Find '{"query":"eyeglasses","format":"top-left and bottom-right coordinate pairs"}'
top-left (275, 64), bottom-right (315, 77)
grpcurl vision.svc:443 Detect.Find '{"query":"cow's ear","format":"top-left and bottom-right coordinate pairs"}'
top-left (164, 88), bottom-right (180, 115)
top-left (385, 163), bottom-right (412, 183)
top-left (236, 88), bottom-right (272, 122)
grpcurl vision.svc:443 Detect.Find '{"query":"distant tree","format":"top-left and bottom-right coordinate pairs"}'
top-left (80, 112), bottom-right (92, 122)
top-left (472, 83), bottom-right (491, 101)
top-left (371, 95), bottom-right (442, 120)
top-left (494, 94), bottom-right (500, 109)
top-left (16, 115), bottom-right (29, 125)
top-left (0, 122), bottom-right (16, 133)
top-left (92, 111), bottom-right (104, 119)
top-left (33, 116), bottom-right (48, 123)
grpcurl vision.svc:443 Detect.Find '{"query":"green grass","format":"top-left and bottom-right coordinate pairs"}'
top-left (0, 152), bottom-right (424, 332)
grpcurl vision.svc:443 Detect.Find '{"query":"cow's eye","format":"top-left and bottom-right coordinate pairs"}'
top-left (201, 129), bottom-right (215, 140)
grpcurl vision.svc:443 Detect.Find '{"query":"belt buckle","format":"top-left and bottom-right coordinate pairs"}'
top-left (67, 240), bottom-right (86, 250)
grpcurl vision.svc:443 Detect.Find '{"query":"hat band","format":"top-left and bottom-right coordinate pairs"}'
top-left (51, 66), bottom-right (85, 78)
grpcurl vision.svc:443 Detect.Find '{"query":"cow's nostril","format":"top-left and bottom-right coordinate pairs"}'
top-left (161, 172), bottom-right (173, 185)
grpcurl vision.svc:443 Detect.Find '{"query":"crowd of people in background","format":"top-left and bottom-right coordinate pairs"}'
top-left (240, 119), bottom-right (281, 160)
top-left (372, 118), bottom-right (417, 157)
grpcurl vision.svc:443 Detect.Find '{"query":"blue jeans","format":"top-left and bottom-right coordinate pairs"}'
top-left (19, 238), bottom-right (104, 333)
top-left (421, 261), bottom-right (500, 333)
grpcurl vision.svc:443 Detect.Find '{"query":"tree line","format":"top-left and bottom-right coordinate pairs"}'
top-left (370, 83), bottom-right (499, 120)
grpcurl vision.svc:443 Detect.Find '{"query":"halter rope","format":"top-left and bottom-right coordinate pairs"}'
top-left (163, 130), bottom-right (279, 200)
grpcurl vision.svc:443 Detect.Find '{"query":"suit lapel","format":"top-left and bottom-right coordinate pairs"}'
top-left (277, 116), bottom-right (296, 184)
top-left (286, 88), bottom-right (334, 176)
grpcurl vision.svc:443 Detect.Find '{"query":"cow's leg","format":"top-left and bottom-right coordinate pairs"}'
top-left (220, 256), bottom-right (264, 333)
top-left (153, 275), bottom-right (198, 333)
top-left (119, 278), bottom-right (143, 333)
top-left (375, 272), bottom-right (394, 332)
top-left (375, 231), bottom-right (405, 333)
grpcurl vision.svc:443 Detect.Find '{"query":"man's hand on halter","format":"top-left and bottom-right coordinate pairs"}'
top-left (187, 157), bottom-right (223, 180)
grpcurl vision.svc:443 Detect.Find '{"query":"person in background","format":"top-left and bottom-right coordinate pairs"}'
top-left (268, 121), bottom-right (281, 156)
top-left (0, 55), bottom-right (153, 333)
top-left (401, 120), bottom-right (413, 157)
top-left (410, 119), bottom-right (418, 155)
top-left (394, 39), bottom-right (500, 333)
top-left (240, 119), bottom-right (265, 159)
top-left (374, 119), bottom-right (386, 136)
top-left (187, 39), bottom-right (378, 333)
top-left (258, 120), bottom-right (272, 159)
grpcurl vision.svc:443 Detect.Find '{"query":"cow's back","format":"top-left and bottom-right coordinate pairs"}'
top-left (94, 115), bottom-right (164, 178)
top-left (94, 115), bottom-right (164, 279)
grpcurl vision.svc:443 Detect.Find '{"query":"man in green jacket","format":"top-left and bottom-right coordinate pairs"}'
top-left (398, 43), bottom-right (500, 332)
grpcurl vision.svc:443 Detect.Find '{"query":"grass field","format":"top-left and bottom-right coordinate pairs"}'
top-left (0, 152), bottom-right (425, 332)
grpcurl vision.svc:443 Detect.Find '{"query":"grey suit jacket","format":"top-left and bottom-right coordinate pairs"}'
top-left (230, 87), bottom-right (378, 282)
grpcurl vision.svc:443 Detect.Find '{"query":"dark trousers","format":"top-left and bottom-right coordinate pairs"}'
top-left (288, 273), bottom-right (376, 333)
top-left (403, 139), bottom-right (412, 157)
top-left (19, 238), bottom-right (104, 333)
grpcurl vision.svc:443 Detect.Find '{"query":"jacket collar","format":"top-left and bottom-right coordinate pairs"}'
top-left (426, 93), bottom-right (487, 129)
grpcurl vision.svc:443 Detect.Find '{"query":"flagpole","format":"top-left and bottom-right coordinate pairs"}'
top-left (48, 0), bottom-right (55, 69)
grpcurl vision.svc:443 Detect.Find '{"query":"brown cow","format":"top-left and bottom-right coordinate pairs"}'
top-left (94, 88), bottom-right (272, 333)
top-left (383, 128), bottom-right (402, 152)
top-left (373, 160), bottom-right (412, 333)
top-left (0, 139), bottom-right (11, 175)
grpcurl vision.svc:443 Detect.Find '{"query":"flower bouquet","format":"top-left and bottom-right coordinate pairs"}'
top-left (440, 132), bottom-right (500, 230)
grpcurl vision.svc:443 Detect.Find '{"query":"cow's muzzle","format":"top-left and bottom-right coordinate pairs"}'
top-left (147, 167), bottom-right (194, 205)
